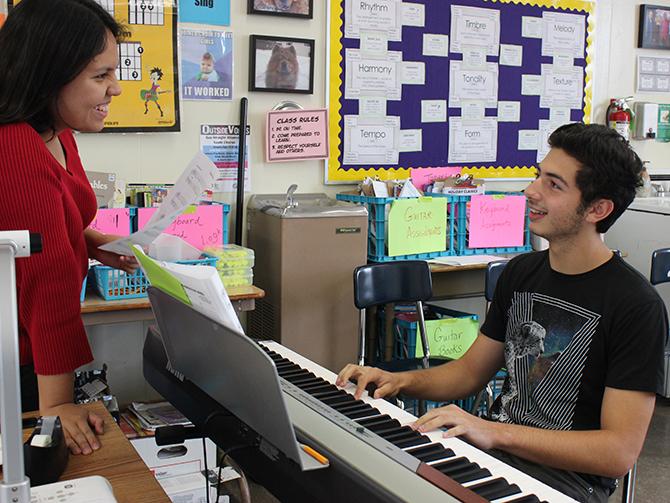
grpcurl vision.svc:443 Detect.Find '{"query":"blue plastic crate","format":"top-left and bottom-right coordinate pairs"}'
top-left (336, 193), bottom-right (458, 262)
top-left (80, 276), bottom-right (87, 303)
top-left (429, 191), bottom-right (532, 256)
top-left (93, 254), bottom-right (218, 300)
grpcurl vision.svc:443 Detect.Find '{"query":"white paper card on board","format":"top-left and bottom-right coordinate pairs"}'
top-left (359, 96), bottom-right (387, 117)
top-left (550, 107), bottom-right (571, 123)
top-left (461, 100), bottom-right (485, 121)
top-left (521, 74), bottom-right (542, 95)
top-left (401, 61), bottom-right (426, 85)
top-left (497, 101), bottom-right (521, 122)
top-left (448, 117), bottom-right (498, 163)
top-left (518, 130), bottom-right (539, 150)
top-left (398, 129), bottom-right (422, 152)
top-left (462, 45), bottom-right (487, 69)
top-left (346, 0), bottom-right (402, 41)
top-left (360, 32), bottom-right (389, 55)
top-left (553, 54), bottom-right (573, 69)
top-left (402, 3), bottom-right (425, 27)
top-left (450, 4), bottom-right (501, 56)
top-left (421, 100), bottom-right (447, 123)
top-left (522, 16), bottom-right (543, 38)
top-left (423, 33), bottom-right (449, 57)
top-left (449, 60), bottom-right (499, 107)
top-left (542, 11), bottom-right (585, 58)
top-left (499, 44), bottom-right (523, 67)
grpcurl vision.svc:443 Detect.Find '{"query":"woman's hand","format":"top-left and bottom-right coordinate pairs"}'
top-left (84, 228), bottom-right (138, 273)
top-left (40, 402), bottom-right (104, 455)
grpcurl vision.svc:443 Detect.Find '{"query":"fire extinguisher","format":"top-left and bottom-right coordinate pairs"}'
top-left (606, 98), bottom-right (634, 141)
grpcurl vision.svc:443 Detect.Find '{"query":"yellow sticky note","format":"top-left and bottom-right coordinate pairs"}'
top-left (415, 317), bottom-right (479, 360)
top-left (388, 197), bottom-right (447, 256)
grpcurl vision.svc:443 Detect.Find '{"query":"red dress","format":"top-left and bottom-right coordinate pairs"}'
top-left (0, 123), bottom-right (97, 374)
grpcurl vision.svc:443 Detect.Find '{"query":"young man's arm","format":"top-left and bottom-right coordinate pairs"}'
top-left (412, 386), bottom-right (655, 478)
top-left (336, 334), bottom-right (505, 401)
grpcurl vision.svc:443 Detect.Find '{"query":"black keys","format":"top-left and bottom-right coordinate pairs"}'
top-left (468, 477), bottom-right (522, 500)
top-left (504, 496), bottom-right (542, 503)
top-left (406, 443), bottom-right (455, 463)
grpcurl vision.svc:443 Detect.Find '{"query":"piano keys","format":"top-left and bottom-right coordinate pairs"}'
top-left (261, 341), bottom-right (578, 503)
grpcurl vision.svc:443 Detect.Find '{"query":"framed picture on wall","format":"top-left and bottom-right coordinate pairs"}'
top-left (248, 0), bottom-right (313, 19)
top-left (639, 4), bottom-right (670, 49)
top-left (249, 35), bottom-right (315, 94)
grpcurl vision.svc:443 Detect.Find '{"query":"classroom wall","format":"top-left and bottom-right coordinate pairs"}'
top-left (75, 1), bottom-right (670, 205)
top-left (76, 1), bottom-right (339, 204)
top-left (594, 0), bottom-right (670, 174)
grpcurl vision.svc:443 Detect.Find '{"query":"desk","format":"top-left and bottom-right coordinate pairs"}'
top-left (20, 402), bottom-right (169, 503)
top-left (80, 285), bottom-right (265, 405)
top-left (81, 285), bottom-right (265, 326)
top-left (429, 262), bottom-right (487, 300)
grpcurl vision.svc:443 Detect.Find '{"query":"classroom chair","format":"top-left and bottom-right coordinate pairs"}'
top-left (354, 260), bottom-right (433, 369)
top-left (354, 260), bottom-right (445, 415)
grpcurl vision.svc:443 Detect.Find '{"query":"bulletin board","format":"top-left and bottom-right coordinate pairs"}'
top-left (9, 0), bottom-right (180, 133)
top-left (326, 0), bottom-right (595, 183)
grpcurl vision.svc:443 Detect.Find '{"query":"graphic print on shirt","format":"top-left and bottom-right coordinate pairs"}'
top-left (492, 292), bottom-right (600, 430)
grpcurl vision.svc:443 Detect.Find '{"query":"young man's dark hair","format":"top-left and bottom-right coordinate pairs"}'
top-left (548, 122), bottom-right (643, 233)
top-left (0, 0), bottom-right (124, 134)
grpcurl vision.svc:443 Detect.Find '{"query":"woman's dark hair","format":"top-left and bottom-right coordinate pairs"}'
top-left (0, 0), bottom-right (124, 133)
top-left (548, 123), bottom-right (643, 233)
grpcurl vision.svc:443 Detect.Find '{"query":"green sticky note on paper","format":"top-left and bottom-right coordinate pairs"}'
top-left (388, 197), bottom-right (447, 256)
top-left (132, 246), bottom-right (191, 305)
top-left (415, 317), bottom-right (479, 360)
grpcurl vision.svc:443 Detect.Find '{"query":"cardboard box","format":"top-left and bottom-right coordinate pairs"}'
top-left (131, 437), bottom-right (217, 480)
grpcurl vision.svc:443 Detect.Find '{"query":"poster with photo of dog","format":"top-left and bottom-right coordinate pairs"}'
top-left (249, 35), bottom-right (315, 94)
top-left (248, 0), bottom-right (313, 19)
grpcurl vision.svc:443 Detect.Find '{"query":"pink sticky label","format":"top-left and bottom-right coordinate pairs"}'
top-left (468, 195), bottom-right (526, 248)
top-left (138, 205), bottom-right (224, 250)
top-left (89, 208), bottom-right (131, 236)
top-left (410, 167), bottom-right (462, 191)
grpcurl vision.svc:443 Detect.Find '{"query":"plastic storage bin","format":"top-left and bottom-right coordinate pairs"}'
top-left (93, 254), bottom-right (218, 300)
top-left (336, 193), bottom-right (458, 262)
top-left (221, 270), bottom-right (254, 288)
top-left (80, 276), bottom-right (88, 303)
top-left (426, 191), bottom-right (532, 256)
top-left (392, 304), bottom-right (478, 360)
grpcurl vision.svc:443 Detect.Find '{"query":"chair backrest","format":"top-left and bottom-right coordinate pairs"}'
top-left (353, 261), bottom-right (432, 309)
top-left (651, 248), bottom-right (670, 285)
top-left (485, 260), bottom-right (508, 302)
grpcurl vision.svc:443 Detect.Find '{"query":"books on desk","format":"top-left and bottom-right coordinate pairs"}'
top-left (121, 401), bottom-right (192, 438)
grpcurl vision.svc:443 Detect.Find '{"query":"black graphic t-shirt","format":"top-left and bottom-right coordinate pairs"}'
top-left (481, 251), bottom-right (667, 432)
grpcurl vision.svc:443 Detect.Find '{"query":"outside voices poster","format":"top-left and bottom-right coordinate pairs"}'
top-left (181, 29), bottom-right (233, 101)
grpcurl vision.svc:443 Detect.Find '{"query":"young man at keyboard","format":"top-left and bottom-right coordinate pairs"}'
top-left (337, 123), bottom-right (667, 502)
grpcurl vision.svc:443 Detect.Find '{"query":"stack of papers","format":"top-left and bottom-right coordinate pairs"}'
top-left (429, 254), bottom-right (506, 266)
top-left (127, 401), bottom-right (192, 432)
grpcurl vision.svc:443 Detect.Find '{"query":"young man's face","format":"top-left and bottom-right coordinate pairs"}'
top-left (525, 147), bottom-right (590, 242)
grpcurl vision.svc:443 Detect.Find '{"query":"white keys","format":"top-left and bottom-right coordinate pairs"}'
top-left (264, 342), bottom-right (578, 503)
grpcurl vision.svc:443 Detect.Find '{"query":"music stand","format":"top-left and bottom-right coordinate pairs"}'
top-left (147, 286), bottom-right (327, 472)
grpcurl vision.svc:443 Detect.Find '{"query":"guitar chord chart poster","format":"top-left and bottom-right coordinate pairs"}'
top-left (10, 0), bottom-right (180, 132)
top-left (326, 0), bottom-right (594, 183)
